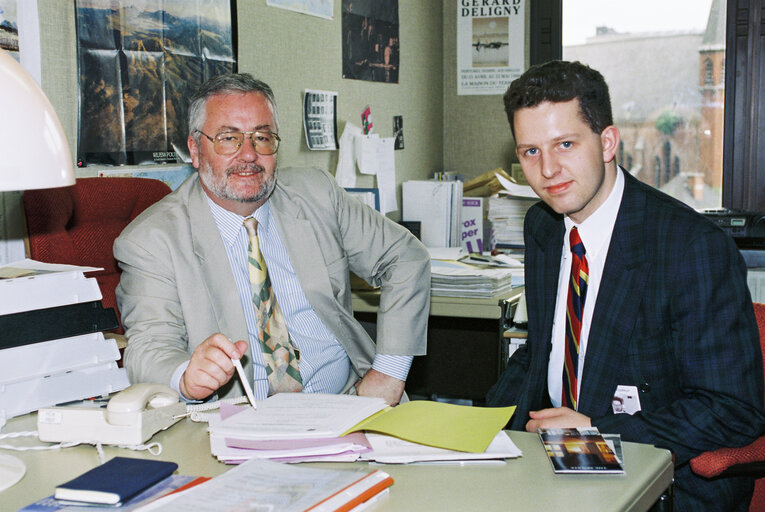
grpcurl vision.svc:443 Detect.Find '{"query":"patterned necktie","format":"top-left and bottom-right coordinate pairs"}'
top-left (243, 218), bottom-right (303, 394)
top-left (562, 226), bottom-right (588, 410)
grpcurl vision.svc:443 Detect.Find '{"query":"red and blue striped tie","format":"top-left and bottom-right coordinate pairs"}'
top-left (562, 227), bottom-right (588, 410)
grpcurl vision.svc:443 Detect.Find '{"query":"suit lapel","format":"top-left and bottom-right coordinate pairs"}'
top-left (268, 179), bottom-right (335, 316)
top-left (579, 173), bottom-right (651, 416)
top-left (187, 177), bottom-right (252, 374)
top-left (527, 207), bottom-right (565, 408)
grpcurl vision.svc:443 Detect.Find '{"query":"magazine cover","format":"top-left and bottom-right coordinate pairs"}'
top-left (538, 427), bottom-right (624, 474)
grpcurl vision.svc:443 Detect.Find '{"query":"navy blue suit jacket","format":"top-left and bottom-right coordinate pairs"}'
top-left (487, 171), bottom-right (765, 511)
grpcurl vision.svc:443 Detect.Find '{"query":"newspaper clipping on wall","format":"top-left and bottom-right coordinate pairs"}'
top-left (457, 0), bottom-right (525, 95)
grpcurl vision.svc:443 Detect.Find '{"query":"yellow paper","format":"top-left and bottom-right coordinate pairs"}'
top-left (345, 400), bottom-right (515, 453)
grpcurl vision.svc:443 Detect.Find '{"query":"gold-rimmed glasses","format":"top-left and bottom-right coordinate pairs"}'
top-left (196, 129), bottom-right (281, 156)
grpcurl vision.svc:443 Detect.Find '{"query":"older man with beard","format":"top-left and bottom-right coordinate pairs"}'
top-left (114, 73), bottom-right (429, 405)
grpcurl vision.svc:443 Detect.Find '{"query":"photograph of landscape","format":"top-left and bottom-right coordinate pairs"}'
top-left (75, 0), bottom-right (236, 166)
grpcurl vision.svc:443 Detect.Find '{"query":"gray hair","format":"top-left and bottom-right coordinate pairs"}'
top-left (188, 73), bottom-right (280, 143)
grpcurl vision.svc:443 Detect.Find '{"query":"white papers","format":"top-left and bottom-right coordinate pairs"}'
top-left (212, 393), bottom-right (388, 440)
top-left (335, 123), bottom-right (362, 187)
top-left (334, 124), bottom-right (397, 213)
top-left (495, 172), bottom-right (538, 198)
top-left (361, 431), bottom-right (522, 464)
top-left (427, 247), bottom-right (466, 261)
top-left (375, 137), bottom-right (397, 213)
top-left (430, 259), bottom-right (523, 297)
top-left (135, 459), bottom-right (391, 512)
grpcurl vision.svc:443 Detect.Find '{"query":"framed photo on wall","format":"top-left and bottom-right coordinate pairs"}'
top-left (75, 0), bottom-right (237, 166)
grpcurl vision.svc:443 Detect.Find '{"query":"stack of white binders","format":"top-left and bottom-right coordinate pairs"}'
top-left (0, 260), bottom-right (129, 426)
top-left (402, 180), bottom-right (463, 248)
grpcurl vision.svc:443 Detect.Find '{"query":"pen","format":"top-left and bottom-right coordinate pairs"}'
top-left (232, 358), bottom-right (258, 410)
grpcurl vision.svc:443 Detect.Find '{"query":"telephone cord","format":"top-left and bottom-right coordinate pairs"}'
top-left (0, 430), bottom-right (162, 462)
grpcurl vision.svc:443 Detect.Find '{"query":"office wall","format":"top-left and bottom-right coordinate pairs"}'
top-left (441, 0), bottom-right (525, 180)
top-left (35, 0), bottom-right (444, 218)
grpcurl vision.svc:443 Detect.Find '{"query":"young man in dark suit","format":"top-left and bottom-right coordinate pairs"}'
top-left (487, 60), bottom-right (765, 511)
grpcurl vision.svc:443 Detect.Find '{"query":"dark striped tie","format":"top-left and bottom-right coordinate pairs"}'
top-left (562, 227), bottom-right (588, 410)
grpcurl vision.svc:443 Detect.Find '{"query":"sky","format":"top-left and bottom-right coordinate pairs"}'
top-left (563, 0), bottom-right (715, 46)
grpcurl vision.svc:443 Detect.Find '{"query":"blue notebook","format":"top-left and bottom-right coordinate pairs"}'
top-left (54, 456), bottom-right (178, 505)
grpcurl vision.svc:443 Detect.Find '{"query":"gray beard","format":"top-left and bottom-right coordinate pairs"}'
top-left (199, 161), bottom-right (276, 204)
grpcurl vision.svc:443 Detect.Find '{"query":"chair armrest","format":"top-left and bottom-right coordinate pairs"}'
top-left (690, 436), bottom-right (765, 478)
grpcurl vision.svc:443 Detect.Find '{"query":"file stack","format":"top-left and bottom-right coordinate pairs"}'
top-left (0, 260), bottom-right (129, 426)
top-left (430, 259), bottom-right (523, 298)
top-left (487, 195), bottom-right (538, 248)
top-left (207, 393), bottom-right (521, 465)
top-left (402, 180), bottom-right (463, 248)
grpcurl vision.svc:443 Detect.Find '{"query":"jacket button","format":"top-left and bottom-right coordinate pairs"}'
top-left (640, 382), bottom-right (651, 393)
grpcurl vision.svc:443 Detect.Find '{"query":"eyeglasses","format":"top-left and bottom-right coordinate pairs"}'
top-left (196, 129), bottom-right (281, 156)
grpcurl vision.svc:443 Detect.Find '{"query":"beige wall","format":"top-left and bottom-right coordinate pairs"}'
top-left (36, 0), bottom-right (444, 219)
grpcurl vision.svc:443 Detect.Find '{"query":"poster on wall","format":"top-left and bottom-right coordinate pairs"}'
top-left (341, 0), bottom-right (399, 84)
top-left (457, 0), bottom-right (524, 95)
top-left (267, 0), bottom-right (333, 20)
top-left (0, 0), bottom-right (19, 57)
top-left (75, 0), bottom-right (237, 167)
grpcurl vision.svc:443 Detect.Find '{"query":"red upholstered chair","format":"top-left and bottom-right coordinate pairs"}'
top-left (22, 177), bottom-right (172, 333)
top-left (690, 302), bottom-right (765, 512)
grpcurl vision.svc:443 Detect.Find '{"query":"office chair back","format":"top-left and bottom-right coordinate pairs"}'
top-left (689, 302), bottom-right (765, 512)
top-left (23, 177), bottom-right (172, 332)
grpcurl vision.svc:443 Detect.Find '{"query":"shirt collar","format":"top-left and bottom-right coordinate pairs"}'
top-left (205, 195), bottom-right (272, 246)
top-left (563, 167), bottom-right (625, 258)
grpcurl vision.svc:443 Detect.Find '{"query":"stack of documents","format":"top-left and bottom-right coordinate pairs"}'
top-left (0, 259), bottom-right (128, 425)
top-left (207, 393), bottom-right (521, 465)
top-left (430, 259), bottom-right (523, 297)
top-left (133, 459), bottom-right (394, 512)
top-left (487, 196), bottom-right (538, 248)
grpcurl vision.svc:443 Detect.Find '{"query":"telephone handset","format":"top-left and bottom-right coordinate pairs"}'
top-left (37, 383), bottom-right (186, 446)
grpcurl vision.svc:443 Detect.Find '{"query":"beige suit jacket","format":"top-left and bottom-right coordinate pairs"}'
top-left (115, 167), bottom-right (430, 398)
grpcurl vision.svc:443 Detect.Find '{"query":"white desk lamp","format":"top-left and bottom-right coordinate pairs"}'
top-left (0, 48), bottom-right (74, 191)
top-left (0, 47), bottom-right (75, 492)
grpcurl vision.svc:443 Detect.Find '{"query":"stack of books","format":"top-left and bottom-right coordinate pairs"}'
top-left (207, 393), bottom-right (521, 465)
top-left (0, 259), bottom-right (129, 425)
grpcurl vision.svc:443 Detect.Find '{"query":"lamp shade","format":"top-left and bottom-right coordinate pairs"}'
top-left (0, 48), bottom-right (75, 191)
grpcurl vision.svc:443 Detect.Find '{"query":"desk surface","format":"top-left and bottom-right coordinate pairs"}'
top-left (1, 413), bottom-right (672, 512)
top-left (352, 288), bottom-right (524, 319)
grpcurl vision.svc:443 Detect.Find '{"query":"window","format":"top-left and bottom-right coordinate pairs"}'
top-left (705, 58), bottom-right (715, 85)
top-left (530, 0), bottom-right (765, 211)
top-left (561, 0), bottom-right (722, 209)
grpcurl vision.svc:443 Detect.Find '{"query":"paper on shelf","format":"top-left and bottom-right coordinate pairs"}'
top-left (347, 400), bottom-right (516, 453)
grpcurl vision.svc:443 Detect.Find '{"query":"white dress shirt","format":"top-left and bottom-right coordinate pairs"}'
top-left (548, 169), bottom-right (625, 409)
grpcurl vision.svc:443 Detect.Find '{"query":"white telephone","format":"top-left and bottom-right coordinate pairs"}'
top-left (36, 383), bottom-right (186, 446)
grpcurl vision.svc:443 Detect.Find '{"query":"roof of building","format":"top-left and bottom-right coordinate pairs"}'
top-left (702, 0), bottom-right (725, 49)
top-left (564, 31), bottom-right (704, 123)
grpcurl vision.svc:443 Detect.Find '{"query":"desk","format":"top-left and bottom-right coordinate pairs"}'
top-left (352, 289), bottom-right (523, 402)
top-left (0, 413), bottom-right (672, 512)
